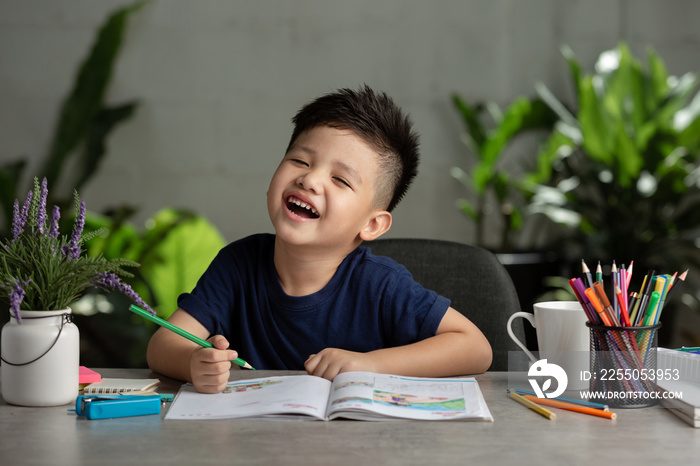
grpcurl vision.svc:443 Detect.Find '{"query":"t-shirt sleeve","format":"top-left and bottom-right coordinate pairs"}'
top-left (380, 266), bottom-right (451, 346)
top-left (176, 247), bottom-right (236, 337)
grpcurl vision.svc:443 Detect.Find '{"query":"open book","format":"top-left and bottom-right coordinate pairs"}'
top-left (165, 372), bottom-right (493, 421)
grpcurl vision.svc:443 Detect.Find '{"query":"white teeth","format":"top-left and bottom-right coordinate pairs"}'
top-left (288, 197), bottom-right (318, 215)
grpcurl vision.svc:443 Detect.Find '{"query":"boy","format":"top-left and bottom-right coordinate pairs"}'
top-left (147, 86), bottom-right (492, 393)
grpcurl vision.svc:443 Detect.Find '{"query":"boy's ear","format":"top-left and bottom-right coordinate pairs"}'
top-left (359, 210), bottom-right (392, 242)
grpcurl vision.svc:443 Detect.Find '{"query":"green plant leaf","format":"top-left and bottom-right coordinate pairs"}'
top-left (561, 44), bottom-right (583, 99)
top-left (41, 0), bottom-right (147, 194)
top-left (645, 47), bottom-right (670, 114)
top-left (84, 209), bottom-right (143, 261)
top-left (472, 162), bottom-right (494, 194)
top-left (678, 113), bottom-right (700, 153)
top-left (578, 76), bottom-right (614, 164)
top-left (74, 102), bottom-right (140, 192)
top-left (533, 131), bottom-right (575, 185)
top-left (492, 173), bottom-right (509, 203)
top-left (509, 208), bottom-right (523, 231)
top-left (613, 121), bottom-right (643, 186)
top-left (456, 199), bottom-right (477, 221)
top-left (657, 72), bottom-right (699, 130)
top-left (603, 43), bottom-right (646, 128)
top-left (450, 166), bottom-right (473, 191)
top-left (480, 97), bottom-right (557, 166)
top-left (137, 209), bottom-right (225, 318)
top-left (534, 82), bottom-right (579, 132)
top-left (452, 93), bottom-right (487, 152)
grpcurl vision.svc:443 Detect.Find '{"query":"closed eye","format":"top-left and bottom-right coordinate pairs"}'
top-left (333, 177), bottom-right (351, 188)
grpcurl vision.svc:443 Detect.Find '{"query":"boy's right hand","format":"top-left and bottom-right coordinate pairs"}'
top-left (189, 335), bottom-right (238, 393)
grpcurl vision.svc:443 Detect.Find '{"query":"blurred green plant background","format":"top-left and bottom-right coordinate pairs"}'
top-left (452, 42), bottom-right (700, 346)
top-left (0, 1), bottom-right (226, 367)
top-left (4, 2), bottom-right (699, 366)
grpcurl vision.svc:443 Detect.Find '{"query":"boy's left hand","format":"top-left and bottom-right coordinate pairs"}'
top-left (304, 348), bottom-right (377, 381)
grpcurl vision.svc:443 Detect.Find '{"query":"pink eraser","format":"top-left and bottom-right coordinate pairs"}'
top-left (79, 366), bottom-right (102, 384)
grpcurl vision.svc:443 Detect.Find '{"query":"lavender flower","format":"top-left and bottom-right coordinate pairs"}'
top-left (3, 178), bottom-right (152, 325)
top-left (11, 190), bottom-right (32, 241)
top-left (49, 206), bottom-right (61, 239)
top-left (9, 278), bottom-right (31, 323)
top-left (93, 272), bottom-right (154, 315)
top-left (11, 200), bottom-right (20, 239)
top-left (65, 200), bottom-right (86, 261)
top-left (36, 177), bottom-right (48, 235)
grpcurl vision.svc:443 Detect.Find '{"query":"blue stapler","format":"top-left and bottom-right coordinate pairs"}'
top-left (75, 394), bottom-right (161, 420)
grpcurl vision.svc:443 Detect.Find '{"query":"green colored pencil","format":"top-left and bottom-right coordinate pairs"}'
top-left (129, 305), bottom-right (255, 370)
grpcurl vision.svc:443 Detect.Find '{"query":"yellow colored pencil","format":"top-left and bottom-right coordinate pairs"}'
top-left (523, 394), bottom-right (617, 420)
top-left (509, 391), bottom-right (556, 420)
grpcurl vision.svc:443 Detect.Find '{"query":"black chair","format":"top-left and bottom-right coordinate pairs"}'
top-left (366, 238), bottom-right (524, 371)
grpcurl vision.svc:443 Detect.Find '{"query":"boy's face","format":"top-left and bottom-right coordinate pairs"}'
top-left (267, 125), bottom-right (390, 252)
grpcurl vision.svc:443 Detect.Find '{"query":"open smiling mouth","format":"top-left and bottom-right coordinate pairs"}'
top-left (286, 197), bottom-right (319, 219)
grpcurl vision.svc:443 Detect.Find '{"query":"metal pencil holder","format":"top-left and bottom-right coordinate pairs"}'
top-left (587, 322), bottom-right (661, 408)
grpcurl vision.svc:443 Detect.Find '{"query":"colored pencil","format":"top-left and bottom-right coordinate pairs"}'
top-left (650, 276), bottom-right (667, 325)
top-left (570, 278), bottom-right (599, 324)
top-left (620, 265), bottom-right (629, 312)
top-left (129, 305), bottom-right (255, 370)
top-left (611, 261), bottom-right (619, 317)
top-left (626, 260), bottom-right (634, 288)
top-left (634, 270), bottom-right (655, 326)
top-left (513, 389), bottom-right (609, 411)
top-left (627, 292), bottom-right (639, 324)
top-left (523, 395), bottom-right (617, 420)
top-left (641, 292), bottom-right (661, 327)
top-left (593, 282), bottom-right (621, 327)
top-left (663, 269), bottom-right (687, 308)
top-left (582, 259), bottom-right (595, 289)
top-left (586, 287), bottom-right (612, 326)
top-left (615, 285), bottom-right (631, 327)
top-left (509, 391), bottom-right (556, 420)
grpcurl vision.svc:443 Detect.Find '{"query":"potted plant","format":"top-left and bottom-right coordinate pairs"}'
top-left (525, 43), bottom-right (700, 345)
top-left (0, 178), bottom-right (153, 406)
top-left (450, 93), bottom-right (563, 349)
top-left (72, 207), bottom-right (225, 368)
top-left (450, 93), bottom-right (560, 253)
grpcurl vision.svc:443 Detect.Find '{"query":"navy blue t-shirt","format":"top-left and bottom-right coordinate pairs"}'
top-left (177, 234), bottom-right (450, 370)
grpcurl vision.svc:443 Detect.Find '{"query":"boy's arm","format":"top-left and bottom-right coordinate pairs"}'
top-left (146, 308), bottom-right (238, 393)
top-left (304, 306), bottom-right (492, 381)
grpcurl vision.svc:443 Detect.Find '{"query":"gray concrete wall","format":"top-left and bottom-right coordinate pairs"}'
top-left (2, 0), bottom-right (699, 245)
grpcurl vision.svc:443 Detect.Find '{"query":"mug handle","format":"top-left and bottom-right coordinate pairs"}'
top-left (506, 312), bottom-right (538, 364)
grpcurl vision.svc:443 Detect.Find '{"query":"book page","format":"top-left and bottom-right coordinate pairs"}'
top-left (326, 372), bottom-right (493, 421)
top-left (165, 375), bottom-right (331, 420)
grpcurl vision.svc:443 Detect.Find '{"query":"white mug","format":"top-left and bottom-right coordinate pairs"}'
top-left (507, 301), bottom-right (590, 390)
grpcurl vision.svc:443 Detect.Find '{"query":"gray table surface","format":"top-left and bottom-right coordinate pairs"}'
top-left (1, 368), bottom-right (698, 465)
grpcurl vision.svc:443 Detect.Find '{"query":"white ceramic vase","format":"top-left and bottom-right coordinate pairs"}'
top-left (1, 308), bottom-right (79, 406)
